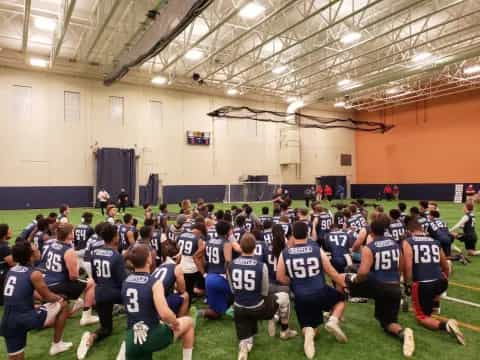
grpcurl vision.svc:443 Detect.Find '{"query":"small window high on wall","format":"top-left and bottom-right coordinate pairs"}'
top-left (149, 100), bottom-right (163, 128)
top-left (110, 96), bottom-right (124, 125)
top-left (64, 91), bottom-right (80, 123)
top-left (341, 154), bottom-right (352, 166)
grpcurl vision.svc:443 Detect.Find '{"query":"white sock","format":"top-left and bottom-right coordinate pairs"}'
top-left (328, 315), bottom-right (339, 324)
top-left (183, 348), bottom-right (193, 360)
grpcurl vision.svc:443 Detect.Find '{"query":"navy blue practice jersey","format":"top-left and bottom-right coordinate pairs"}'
top-left (230, 256), bottom-right (264, 307)
top-left (388, 220), bottom-right (406, 242)
top-left (177, 232), bottom-right (200, 257)
top-left (74, 224), bottom-right (94, 251)
top-left (205, 237), bottom-right (227, 274)
top-left (324, 231), bottom-right (354, 261)
top-left (2, 265), bottom-right (36, 312)
top-left (368, 238), bottom-right (400, 283)
top-left (122, 272), bottom-right (159, 329)
top-left (152, 262), bottom-right (176, 296)
top-left (42, 241), bottom-right (70, 286)
top-left (407, 235), bottom-right (442, 282)
top-left (91, 246), bottom-right (126, 291)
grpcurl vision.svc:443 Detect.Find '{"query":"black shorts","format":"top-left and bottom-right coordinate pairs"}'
top-left (351, 277), bottom-right (401, 328)
top-left (49, 280), bottom-right (86, 300)
top-left (459, 233), bottom-right (477, 250)
top-left (412, 278), bottom-right (448, 320)
top-left (294, 286), bottom-right (345, 329)
top-left (233, 294), bottom-right (278, 340)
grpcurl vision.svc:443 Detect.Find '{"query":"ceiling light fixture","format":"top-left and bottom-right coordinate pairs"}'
top-left (227, 88), bottom-right (239, 96)
top-left (151, 76), bottom-right (168, 85)
top-left (337, 78), bottom-right (353, 87)
top-left (340, 31), bottom-right (362, 45)
top-left (239, 2), bottom-right (266, 19)
top-left (411, 51), bottom-right (432, 63)
top-left (185, 48), bottom-right (204, 61)
top-left (385, 87), bottom-right (401, 95)
top-left (34, 17), bottom-right (56, 31)
top-left (272, 64), bottom-right (288, 74)
top-left (30, 58), bottom-right (48, 68)
top-left (334, 100), bottom-right (346, 108)
top-left (464, 64), bottom-right (480, 75)
top-left (286, 96), bottom-right (297, 103)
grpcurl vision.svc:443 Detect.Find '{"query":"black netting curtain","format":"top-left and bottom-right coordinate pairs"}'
top-left (145, 174), bottom-right (160, 205)
top-left (96, 148), bottom-right (136, 206)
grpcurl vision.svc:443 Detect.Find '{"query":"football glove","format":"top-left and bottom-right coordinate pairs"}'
top-left (132, 321), bottom-right (149, 345)
top-left (344, 273), bottom-right (357, 292)
top-left (403, 282), bottom-right (412, 297)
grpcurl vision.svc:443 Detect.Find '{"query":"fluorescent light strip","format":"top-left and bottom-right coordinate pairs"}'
top-left (239, 2), bottom-right (266, 19)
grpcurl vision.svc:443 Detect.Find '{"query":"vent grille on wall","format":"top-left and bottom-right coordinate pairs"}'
top-left (341, 154), bottom-right (352, 166)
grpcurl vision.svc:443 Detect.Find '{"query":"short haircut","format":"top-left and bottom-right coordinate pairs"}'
top-left (235, 215), bottom-right (246, 227)
top-left (279, 215), bottom-right (289, 223)
top-left (216, 221), bottom-right (231, 236)
top-left (59, 204), bottom-right (69, 214)
top-left (144, 219), bottom-right (154, 226)
top-left (223, 213), bottom-right (232, 223)
top-left (140, 226), bottom-right (152, 239)
top-left (389, 209), bottom-right (401, 220)
top-left (101, 223), bottom-right (118, 243)
top-left (37, 218), bottom-right (49, 232)
top-left (35, 214), bottom-right (44, 222)
top-left (349, 204), bottom-right (357, 214)
top-left (106, 204), bottom-right (116, 214)
top-left (95, 222), bottom-right (106, 235)
top-left (263, 220), bottom-right (273, 230)
top-left (57, 223), bottom-right (74, 241)
top-left (343, 208), bottom-right (352, 218)
top-left (419, 200), bottom-right (429, 209)
top-left (273, 207), bottom-right (281, 216)
top-left (82, 212), bottom-right (93, 224)
top-left (128, 244), bottom-right (150, 268)
top-left (207, 204), bottom-right (215, 212)
top-left (143, 203), bottom-right (151, 210)
top-left (410, 206), bottom-right (420, 215)
top-left (298, 208), bottom-right (308, 217)
top-left (161, 240), bottom-right (179, 259)
top-left (123, 213), bottom-right (133, 224)
top-left (430, 210), bottom-right (440, 218)
top-left (215, 210), bottom-right (225, 220)
top-left (375, 205), bottom-right (384, 213)
top-left (398, 203), bottom-right (407, 212)
top-left (293, 221), bottom-right (308, 239)
top-left (466, 202), bottom-right (474, 212)
top-left (252, 229), bottom-right (263, 241)
top-left (159, 203), bottom-right (167, 211)
top-left (12, 241), bottom-right (33, 266)
top-left (48, 212), bottom-right (58, 219)
top-left (240, 233), bottom-right (256, 254)
top-left (280, 202), bottom-right (288, 211)
top-left (0, 224), bottom-right (9, 239)
top-left (370, 214), bottom-right (391, 236)
top-left (245, 206), bottom-right (252, 215)
top-left (407, 217), bottom-right (422, 232)
top-left (262, 206), bottom-right (269, 215)
top-left (192, 223), bottom-right (207, 238)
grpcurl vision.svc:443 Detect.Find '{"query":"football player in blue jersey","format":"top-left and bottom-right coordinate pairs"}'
top-left (119, 244), bottom-right (195, 360)
top-left (153, 240), bottom-right (190, 317)
top-left (31, 218), bottom-right (50, 256)
top-left (74, 212), bottom-right (95, 277)
top-left (259, 207), bottom-right (272, 227)
top-left (1, 241), bottom-right (70, 358)
top-left (42, 224), bottom-right (99, 327)
top-left (77, 223), bottom-right (127, 359)
top-left (398, 203), bottom-right (408, 224)
top-left (388, 209), bottom-right (406, 242)
top-left (229, 233), bottom-right (296, 360)
top-left (0, 224), bottom-right (14, 305)
top-left (118, 214), bottom-right (136, 253)
top-left (402, 218), bottom-right (465, 345)
top-left (345, 214), bottom-right (415, 357)
top-left (157, 203), bottom-right (169, 235)
top-left (277, 222), bottom-right (348, 359)
top-left (202, 220), bottom-right (233, 319)
top-left (323, 218), bottom-right (356, 274)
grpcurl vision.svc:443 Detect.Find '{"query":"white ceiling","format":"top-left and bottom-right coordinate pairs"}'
top-left (1, 0), bottom-right (480, 110)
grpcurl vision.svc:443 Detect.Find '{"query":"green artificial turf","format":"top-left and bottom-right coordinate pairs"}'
top-left (0, 200), bottom-right (479, 359)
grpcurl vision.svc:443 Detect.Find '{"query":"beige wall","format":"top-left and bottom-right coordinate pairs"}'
top-left (0, 67), bottom-right (356, 194)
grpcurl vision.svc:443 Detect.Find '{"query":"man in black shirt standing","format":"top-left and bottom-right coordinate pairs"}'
top-left (117, 188), bottom-right (129, 214)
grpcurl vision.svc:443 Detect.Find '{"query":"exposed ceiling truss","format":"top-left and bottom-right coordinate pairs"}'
top-left (1, 0), bottom-right (480, 111)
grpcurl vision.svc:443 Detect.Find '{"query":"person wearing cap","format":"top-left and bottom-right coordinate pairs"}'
top-left (465, 184), bottom-right (476, 203)
top-left (167, 215), bottom-right (187, 243)
top-left (106, 205), bottom-right (117, 225)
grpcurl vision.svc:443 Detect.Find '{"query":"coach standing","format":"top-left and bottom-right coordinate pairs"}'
top-left (97, 188), bottom-right (110, 215)
top-left (117, 188), bottom-right (129, 213)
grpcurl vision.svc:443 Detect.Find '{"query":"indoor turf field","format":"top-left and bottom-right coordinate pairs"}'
top-left (1, 200), bottom-right (479, 360)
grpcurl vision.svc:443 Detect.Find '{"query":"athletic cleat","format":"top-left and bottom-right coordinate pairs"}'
top-left (112, 304), bottom-right (125, 316)
top-left (280, 329), bottom-right (298, 340)
top-left (238, 343), bottom-right (249, 360)
top-left (402, 328), bottom-right (415, 357)
top-left (325, 319), bottom-right (348, 343)
top-left (77, 332), bottom-right (92, 359)
top-left (49, 341), bottom-right (73, 356)
top-left (43, 302), bottom-right (62, 326)
top-left (116, 341), bottom-right (126, 360)
top-left (446, 319), bottom-right (465, 345)
top-left (267, 319), bottom-right (276, 337)
top-left (349, 297), bottom-right (368, 303)
top-left (80, 311), bottom-right (99, 326)
top-left (304, 327), bottom-right (316, 359)
top-left (225, 306), bottom-right (235, 319)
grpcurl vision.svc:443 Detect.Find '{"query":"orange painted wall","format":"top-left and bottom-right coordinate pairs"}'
top-left (355, 90), bottom-right (480, 184)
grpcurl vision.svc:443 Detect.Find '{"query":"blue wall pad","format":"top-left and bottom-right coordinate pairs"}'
top-left (0, 186), bottom-right (94, 210)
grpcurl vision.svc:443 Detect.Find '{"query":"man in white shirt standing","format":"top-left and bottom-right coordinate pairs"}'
top-left (97, 188), bottom-right (110, 216)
